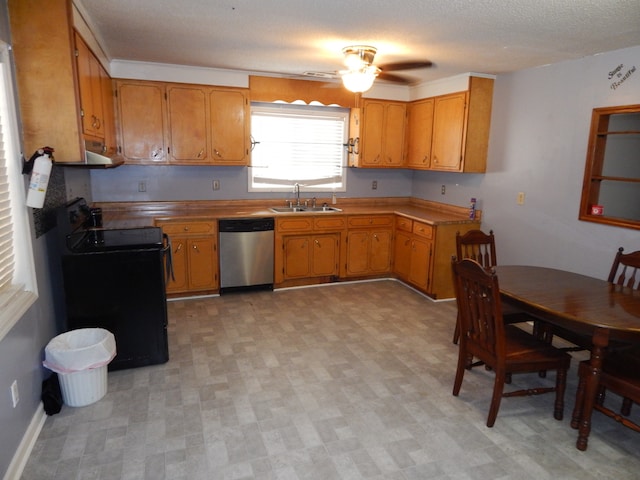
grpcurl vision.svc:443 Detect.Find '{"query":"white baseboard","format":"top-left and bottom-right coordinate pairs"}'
top-left (3, 402), bottom-right (46, 480)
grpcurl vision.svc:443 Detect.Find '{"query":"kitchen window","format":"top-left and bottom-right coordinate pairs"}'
top-left (249, 102), bottom-right (348, 192)
top-left (0, 41), bottom-right (37, 341)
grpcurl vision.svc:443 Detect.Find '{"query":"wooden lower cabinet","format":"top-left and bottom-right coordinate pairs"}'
top-left (393, 217), bottom-right (434, 291)
top-left (275, 216), bottom-right (345, 284)
top-left (155, 219), bottom-right (218, 295)
top-left (283, 234), bottom-right (340, 279)
top-left (394, 216), bottom-right (480, 298)
top-left (345, 218), bottom-right (393, 276)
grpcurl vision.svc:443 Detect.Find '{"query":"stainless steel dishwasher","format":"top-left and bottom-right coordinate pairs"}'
top-left (218, 217), bottom-right (274, 293)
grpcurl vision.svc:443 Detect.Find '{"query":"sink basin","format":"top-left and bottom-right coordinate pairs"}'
top-left (269, 206), bottom-right (342, 213)
top-left (304, 206), bottom-right (342, 212)
top-left (270, 206), bottom-right (307, 213)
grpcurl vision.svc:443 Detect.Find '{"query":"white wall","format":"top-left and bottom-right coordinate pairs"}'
top-left (413, 45), bottom-right (640, 280)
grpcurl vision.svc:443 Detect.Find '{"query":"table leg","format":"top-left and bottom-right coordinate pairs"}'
top-left (577, 327), bottom-right (609, 451)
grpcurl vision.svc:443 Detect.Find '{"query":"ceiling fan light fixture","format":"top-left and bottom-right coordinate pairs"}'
top-left (342, 45), bottom-right (377, 69)
top-left (341, 65), bottom-right (380, 93)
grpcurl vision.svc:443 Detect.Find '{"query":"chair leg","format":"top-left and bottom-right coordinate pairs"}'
top-left (487, 370), bottom-right (506, 427)
top-left (553, 367), bottom-right (567, 421)
top-left (452, 314), bottom-right (460, 344)
top-left (622, 397), bottom-right (633, 416)
top-left (453, 349), bottom-right (467, 397)
top-left (571, 363), bottom-right (587, 429)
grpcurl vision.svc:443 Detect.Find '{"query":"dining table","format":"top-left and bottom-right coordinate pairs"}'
top-left (494, 265), bottom-right (640, 451)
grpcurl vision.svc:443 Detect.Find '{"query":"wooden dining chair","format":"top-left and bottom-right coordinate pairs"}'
top-left (451, 258), bottom-right (572, 427)
top-left (571, 346), bottom-right (640, 435)
top-left (452, 230), bottom-right (541, 346)
top-left (608, 247), bottom-right (640, 289)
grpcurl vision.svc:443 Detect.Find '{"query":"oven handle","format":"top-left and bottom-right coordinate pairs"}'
top-left (162, 233), bottom-right (175, 282)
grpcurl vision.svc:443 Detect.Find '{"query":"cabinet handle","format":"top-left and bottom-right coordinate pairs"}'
top-left (183, 226), bottom-right (189, 231)
top-left (433, 156), bottom-right (438, 164)
top-left (315, 239), bottom-right (321, 248)
top-left (423, 155), bottom-right (428, 163)
top-left (214, 148), bottom-right (222, 158)
top-left (373, 234), bottom-right (379, 241)
top-left (197, 149), bottom-right (204, 158)
top-left (174, 243), bottom-right (183, 253)
top-left (192, 244), bottom-right (200, 253)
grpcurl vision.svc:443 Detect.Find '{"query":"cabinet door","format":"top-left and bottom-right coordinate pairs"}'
top-left (431, 92), bottom-right (466, 171)
top-left (100, 68), bottom-right (116, 156)
top-left (393, 230), bottom-right (412, 279)
top-left (409, 237), bottom-right (432, 290)
top-left (167, 236), bottom-right (188, 293)
top-left (75, 33), bottom-right (103, 139)
top-left (283, 236), bottom-right (311, 278)
top-left (311, 234), bottom-right (339, 276)
top-left (369, 230), bottom-right (392, 272)
top-left (360, 101), bottom-right (385, 166)
top-left (117, 81), bottom-right (167, 163)
top-left (346, 230), bottom-right (370, 275)
top-left (210, 88), bottom-right (249, 165)
top-left (187, 237), bottom-right (218, 290)
top-left (407, 98), bottom-right (434, 169)
top-left (167, 85), bottom-right (209, 163)
top-left (383, 103), bottom-right (406, 166)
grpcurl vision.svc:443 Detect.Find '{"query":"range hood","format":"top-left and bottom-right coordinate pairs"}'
top-left (61, 140), bottom-right (125, 168)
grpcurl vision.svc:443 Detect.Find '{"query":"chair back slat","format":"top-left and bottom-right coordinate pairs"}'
top-left (608, 247), bottom-right (640, 290)
top-left (456, 230), bottom-right (498, 268)
top-left (452, 258), bottom-right (504, 362)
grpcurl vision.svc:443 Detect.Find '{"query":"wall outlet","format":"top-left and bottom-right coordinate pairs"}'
top-left (441, 185), bottom-right (446, 195)
top-left (10, 380), bottom-right (18, 408)
top-left (517, 192), bottom-right (525, 205)
top-left (372, 180), bottom-right (378, 190)
top-left (212, 179), bottom-right (220, 191)
top-left (138, 181), bottom-right (146, 192)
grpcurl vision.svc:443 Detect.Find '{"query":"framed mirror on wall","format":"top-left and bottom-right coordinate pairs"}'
top-left (579, 104), bottom-right (640, 230)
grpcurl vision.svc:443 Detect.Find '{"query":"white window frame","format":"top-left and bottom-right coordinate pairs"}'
top-left (248, 101), bottom-right (349, 193)
top-left (0, 41), bottom-right (37, 342)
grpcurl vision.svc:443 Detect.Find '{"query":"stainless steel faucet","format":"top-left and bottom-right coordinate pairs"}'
top-left (294, 183), bottom-right (301, 206)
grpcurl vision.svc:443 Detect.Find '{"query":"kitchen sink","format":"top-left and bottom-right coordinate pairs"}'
top-left (269, 206), bottom-right (342, 213)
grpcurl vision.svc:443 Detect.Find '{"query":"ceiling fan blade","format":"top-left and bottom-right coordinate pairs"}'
top-left (378, 60), bottom-right (433, 72)
top-left (376, 72), bottom-right (410, 84)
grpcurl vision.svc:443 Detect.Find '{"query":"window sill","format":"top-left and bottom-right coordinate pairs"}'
top-left (0, 286), bottom-right (37, 342)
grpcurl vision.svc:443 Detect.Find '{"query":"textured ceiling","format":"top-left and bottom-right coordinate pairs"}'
top-left (75, 0), bottom-right (640, 85)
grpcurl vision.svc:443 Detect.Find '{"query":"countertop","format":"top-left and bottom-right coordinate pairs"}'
top-left (95, 197), bottom-right (480, 229)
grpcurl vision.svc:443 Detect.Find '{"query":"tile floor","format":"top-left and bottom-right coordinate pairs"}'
top-left (21, 280), bottom-right (640, 479)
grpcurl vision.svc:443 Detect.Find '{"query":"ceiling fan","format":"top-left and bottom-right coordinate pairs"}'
top-left (304, 45), bottom-right (433, 93)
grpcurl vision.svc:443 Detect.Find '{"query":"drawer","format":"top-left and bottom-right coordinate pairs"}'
top-left (412, 221), bottom-right (433, 239)
top-left (395, 216), bottom-right (413, 232)
top-left (156, 220), bottom-right (215, 235)
top-left (347, 215), bottom-right (394, 228)
top-left (314, 216), bottom-right (346, 231)
top-left (276, 216), bottom-right (313, 233)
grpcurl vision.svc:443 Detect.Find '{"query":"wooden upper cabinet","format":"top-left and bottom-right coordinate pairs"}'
top-left (75, 32), bottom-right (104, 139)
top-left (406, 98), bottom-right (434, 169)
top-left (209, 88), bottom-right (250, 165)
top-left (116, 80), bottom-right (168, 163)
top-left (10, 0), bottom-right (86, 163)
top-left (431, 92), bottom-right (467, 171)
top-left (167, 85), bottom-right (209, 164)
top-left (359, 99), bottom-right (406, 167)
top-left (430, 76), bottom-right (493, 173)
top-left (116, 81), bottom-right (249, 165)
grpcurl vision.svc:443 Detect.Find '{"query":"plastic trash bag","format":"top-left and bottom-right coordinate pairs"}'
top-left (43, 328), bottom-right (116, 374)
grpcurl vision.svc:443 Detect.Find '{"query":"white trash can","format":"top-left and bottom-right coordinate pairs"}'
top-left (43, 328), bottom-right (116, 407)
